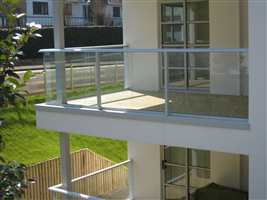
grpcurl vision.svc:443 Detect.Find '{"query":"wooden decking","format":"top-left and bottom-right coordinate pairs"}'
top-left (68, 90), bottom-right (248, 118)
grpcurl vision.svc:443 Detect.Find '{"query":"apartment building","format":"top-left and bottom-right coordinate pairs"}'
top-left (36, 0), bottom-right (267, 200)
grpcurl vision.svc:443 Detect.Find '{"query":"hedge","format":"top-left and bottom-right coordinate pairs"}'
top-left (0, 26), bottom-right (123, 59)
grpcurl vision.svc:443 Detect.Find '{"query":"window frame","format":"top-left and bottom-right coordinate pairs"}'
top-left (32, 1), bottom-right (49, 16)
top-left (113, 6), bottom-right (121, 18)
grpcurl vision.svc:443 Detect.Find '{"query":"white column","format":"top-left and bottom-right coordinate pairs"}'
top-left (248, 0), bottom-right (267, 199)
top-left (54, 0), bottom-right (66, 105)
top-left (122, 0), bottom-right (160, 91)
top-left (128, 141), bottom-right (161, 200)
top-left (53, 0), bottom-right (72, 196)
top-left (59, 133), bottom-right (72, 191)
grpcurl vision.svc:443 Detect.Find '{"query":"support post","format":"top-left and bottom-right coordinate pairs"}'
top-left (54, 0), bottom-right (66, 105)
top-left (124, 52), bottom-right (129, 89)
top-left (185, 148), bottom-right (190, 200)
top-left (95, 52), bottom-right (102, 109)
top-left (128, 161), bottom-right (134, 200)
top-left (164, 52), bottom-right (169, 116)
top-left (59, 133), bottom-right (72, 196)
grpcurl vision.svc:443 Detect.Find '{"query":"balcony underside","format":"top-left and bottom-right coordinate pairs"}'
top-left (68, 89), bottom-right (248, 119)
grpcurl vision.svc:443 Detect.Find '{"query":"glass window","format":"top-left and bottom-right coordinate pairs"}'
top-left (33, 2), bottom-right (49, 15)
top-left (113, 7), bottom-right (121, 17)
top-left (162, 24), bottom-right (184, 44)
top-left (64, 3), bottom-right (72, 16)
top-left (187, 23), bottom-right (209, 45)
top-left (162, 4), bottom-right (184, 22)
top-left (165, 147), bottom-right (186, 165)
top-left (187, 0), bottom-right (209, 21)
top-left (188, 53), bottom-right (210, 68)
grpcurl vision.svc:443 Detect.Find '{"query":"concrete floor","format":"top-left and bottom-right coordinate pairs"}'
top-left (68, 90), bottom-right (248, 118)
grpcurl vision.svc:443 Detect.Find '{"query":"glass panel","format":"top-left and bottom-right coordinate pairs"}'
top-left (173, 5), bottom-right (184, 22)
top-left (165, 147), bottom-right (186, 165)
top-left (187, 23), bottom-right (209, 45)
top-left (162, 24), bottom-right (184, 44)
top-left (167, 52), bottom-right (185, 68)
top-left (168, 52), bottom-right (248, 118)
top-left (186, 0), bottom-right (209, 21)
top-left (162, 25), bottom-right (173, 44)
top-left (165, 185), bottom-right (186, 200)
top-left (162, 5), bottom-right (173, 22)
top-left (188, 52), bottom-right (209, 68)
top-left (162, 4), bottom-right (184, 22)
top-left (44, 52), bottom-right (56, 103)
top-left (66, 52), bottom-right (98, 107)
top-left (101, 52), bottom-right (165, 113)
top-left (173, 25), bottom-right (185, 43)
top-left (188, 69), bottom-right (209, 88)
top-left (168, 69), bottom-right (185, 88)
top-left (189, 149), bottom-right (210, 168)
top-left (165, 165), bottom-right (186, 200)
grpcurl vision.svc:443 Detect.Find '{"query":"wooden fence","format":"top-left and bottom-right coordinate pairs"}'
top-left (24, 149), bottom-right (128, 200)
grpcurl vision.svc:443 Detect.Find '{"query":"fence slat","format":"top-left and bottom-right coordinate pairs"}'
top-left (24, 148), bottom-right (128, 199)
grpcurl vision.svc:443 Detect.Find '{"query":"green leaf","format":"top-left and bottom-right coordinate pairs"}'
top-left (6, 77), bottom-right (20, 87)
top-left (22, 70), bottom-right (33, 82)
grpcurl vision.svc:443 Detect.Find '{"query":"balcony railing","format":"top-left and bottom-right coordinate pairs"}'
top-left (40, 47), bottom-right (248, 120)
top-left (49, 160), bottom-right (131, 200)
top-left (0, 16), bottom-right (93, 28)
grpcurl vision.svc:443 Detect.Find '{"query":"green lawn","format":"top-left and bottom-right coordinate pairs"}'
top-left (0, 84), bottom-right (127, 165)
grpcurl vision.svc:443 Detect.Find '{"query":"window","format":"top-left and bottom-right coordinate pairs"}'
top-left (113, 7), bottom-right (121, 18)
top-left (64, 3), bottom-right (72, 16)
top-left (163, 146), bottom-right (211, 200)
top-left (161, 0), bottom-right (210, 90)
top-left (33, 2), bottom-right (48, 15)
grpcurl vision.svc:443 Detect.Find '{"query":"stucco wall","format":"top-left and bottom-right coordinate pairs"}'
top-left (122, 0), bottom-right (160, 91)
top-left (128, 142), bottom-right (161, 200)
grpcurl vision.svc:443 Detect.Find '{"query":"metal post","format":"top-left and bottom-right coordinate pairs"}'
top-left (164, 52), bottom-right (169, 116)
top-left (124, 52), bottom-right (129, 89)
top-left (185, 148), bottom-right (190, 200)
top-left (70, 65), bottom-right (73, 90)
top-left (95, 52), bottom-right (102, 109)
top-left (59, 133), bottom-right (72, 199)
top-left (54, 0), bottom-right (66, 105)
top-left (55, 53), bottom-right (66, 105)
top-left (128, 161), bottom-right (134, 200)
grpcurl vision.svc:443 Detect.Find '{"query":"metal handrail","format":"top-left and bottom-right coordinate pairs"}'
top-left (49, 159), bottom-right (132, 200)
top-left (39, 47), bottom-right (248, 53)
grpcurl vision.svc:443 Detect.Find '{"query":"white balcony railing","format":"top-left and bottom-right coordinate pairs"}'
top-left (40, 47), bottom-right (248, 120)
top-left (49, 160), bottom-right (132, 200)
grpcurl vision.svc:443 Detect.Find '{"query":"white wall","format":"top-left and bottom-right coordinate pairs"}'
top-left (128, 142), bottom-right (161, 200)
top-left (123, 0), bottom-right (160, 91)
top-left (211, 151), bottom-right (241, 189)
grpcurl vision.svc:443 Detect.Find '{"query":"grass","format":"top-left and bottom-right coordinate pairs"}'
top-left (0, 84), bottom-right (127, 165)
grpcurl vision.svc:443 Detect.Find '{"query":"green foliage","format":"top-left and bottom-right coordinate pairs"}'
top-left (0, 161), bottom-right (27, 200)
top-left (0, 91), bottom-right (127, 165)
top-left (0, 1), bottom-right (41, 108)
top-left (0, 1), bottom-right (42, 199)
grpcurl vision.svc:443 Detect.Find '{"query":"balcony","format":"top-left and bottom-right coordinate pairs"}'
top-left (40, 47), bottom-right (248, 124)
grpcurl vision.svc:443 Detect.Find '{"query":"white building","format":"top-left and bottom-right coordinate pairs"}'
top-left (25, 0), bottom-right (122, 27)
top-left (25, 0), bottom-right (90, 26)
top-left (36, 0), bottom-right (267, 200)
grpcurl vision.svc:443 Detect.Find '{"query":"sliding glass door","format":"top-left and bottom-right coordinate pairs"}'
top-left (161, 0), bottom-right (210, 90)
top-left (162, 146), bottom-right (211, 200)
